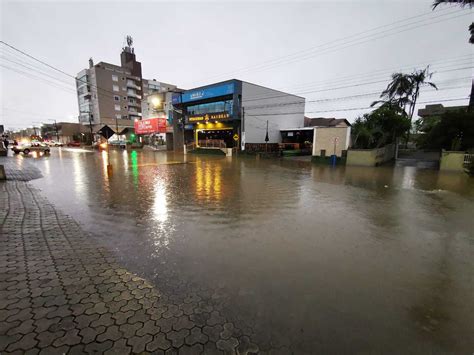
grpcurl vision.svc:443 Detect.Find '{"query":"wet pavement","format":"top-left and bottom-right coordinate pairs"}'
top-left (2, 148), bottom-right (474, 353)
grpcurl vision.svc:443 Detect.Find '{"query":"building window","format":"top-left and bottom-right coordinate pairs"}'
top-left (122, 115), bottom-right (128, 120)
top-left (112, 75), bottom-right (118, 82)
top-left (115, 114), bottom-right (121, 119)
top-left (113, 85), bottom-right (119, 92)
top-left (115, 104), bottom-right (121, 111)
top-left (114, 95), bottom-right (120, 101)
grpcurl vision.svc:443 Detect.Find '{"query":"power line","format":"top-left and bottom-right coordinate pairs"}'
top-left (0, 63), bottom-right (78, 94)
top-left (246, 97), bottom-right (468, 117)
top-left (241, 72), bottom-right (473, 105)
top-left (189, 7), bottom-right (466, 85)
top-left (0, 56), bottom-right (77, 88)
top-left (275, 55), bottom-right (473, 92)
top-left (0, 41), bottom-right (121, 100)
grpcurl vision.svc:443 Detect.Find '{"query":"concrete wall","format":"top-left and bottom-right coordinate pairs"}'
top-left (346, 144), bottom-right (396, 166)
top-left (440, 151), bottom-right (466, 172)
top-left (312, 127), bottom-right (351, 157)
top-left (242, 82), bottom-right (305, 144)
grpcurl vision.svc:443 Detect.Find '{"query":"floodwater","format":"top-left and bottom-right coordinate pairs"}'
top-left (23, 149), bottom-right (474, 353)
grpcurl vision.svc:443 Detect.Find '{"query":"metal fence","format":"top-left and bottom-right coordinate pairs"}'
top-left (464, 153), bottom-right (473, 166)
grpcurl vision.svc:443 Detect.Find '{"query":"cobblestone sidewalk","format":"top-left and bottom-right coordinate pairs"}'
top-left (0, 157), bottom-right (43, 181)
top-left (0, 181), bottom-right (260, 354)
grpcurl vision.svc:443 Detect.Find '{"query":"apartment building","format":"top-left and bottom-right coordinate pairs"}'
top-left (76, 39), bottom-right (146, 135)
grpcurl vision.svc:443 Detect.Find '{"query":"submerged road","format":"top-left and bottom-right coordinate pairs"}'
top-left (1, 149), bottom-right (474, 354)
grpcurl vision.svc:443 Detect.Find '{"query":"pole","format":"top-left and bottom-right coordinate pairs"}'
top-left (53, 120), bottom-right (59, 141)
top-left (241, 106), bottom-right (245, 152)
top-left (265, 120), bottom-right (268, 153)
top-left (115, 116), bottom-right (119, 141)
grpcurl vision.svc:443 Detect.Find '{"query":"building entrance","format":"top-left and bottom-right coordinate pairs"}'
top-left (197, 128), bottom-right (234, 148)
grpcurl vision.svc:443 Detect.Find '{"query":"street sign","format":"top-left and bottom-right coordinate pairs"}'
top-left (233, 133), bottom-right (239, 141)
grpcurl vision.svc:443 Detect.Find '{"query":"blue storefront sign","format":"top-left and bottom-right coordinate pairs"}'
top-left (173, 83), bottom-right (234, 105)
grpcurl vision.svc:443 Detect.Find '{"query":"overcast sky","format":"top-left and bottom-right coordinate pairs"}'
top-left (1, 0), bottom-right (472, 131)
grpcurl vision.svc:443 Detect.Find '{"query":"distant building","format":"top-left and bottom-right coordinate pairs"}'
top-left (40, 122), bottom-right (89, 144)
top-left (282, 117), bottom-right (351, 157)
top-left (418, 104), bottom-right (468, 119)
top-left (75, 38), bottom-right (177, 140)
top-left (304, 117), bottom-right (351, 128)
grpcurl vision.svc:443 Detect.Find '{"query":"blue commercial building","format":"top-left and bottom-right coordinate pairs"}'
top-left (172, 79), bottom-right (305, 152)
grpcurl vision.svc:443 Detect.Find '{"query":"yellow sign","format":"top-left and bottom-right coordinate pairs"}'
top-left (189, 112), bottom-right (230, 122)
top-left (233, 134), bottom-right (239, 141)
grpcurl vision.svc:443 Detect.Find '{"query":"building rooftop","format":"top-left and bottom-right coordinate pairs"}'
top-left (304, 117), bottom-right (351, 127)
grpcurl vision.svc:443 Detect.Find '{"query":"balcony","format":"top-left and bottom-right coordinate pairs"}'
top-left (126, 81), bottom-right (141, 90)
top-left (128, 101), bottom-right (140, 108)
top-left (127, 91), bottom-right (142, 99)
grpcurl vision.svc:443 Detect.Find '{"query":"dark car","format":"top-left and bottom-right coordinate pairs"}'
top-left (67, 141), bottom-right (81, 147)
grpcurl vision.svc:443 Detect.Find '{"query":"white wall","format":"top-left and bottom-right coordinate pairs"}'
top-left (241, 82), bottom-right (305, 144)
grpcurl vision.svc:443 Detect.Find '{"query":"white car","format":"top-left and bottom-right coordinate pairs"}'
top-left (12, 142), bottom-right (50, 155)
top-left (46, 140), bottom-right (64, 147)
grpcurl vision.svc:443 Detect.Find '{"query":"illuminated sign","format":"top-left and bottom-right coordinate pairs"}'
top-left (173, 83), bottom-right (235, 104)
top-left (188, 112), bottom-right (230, 122)
top-left (134, 118), bottom-right (167, 134)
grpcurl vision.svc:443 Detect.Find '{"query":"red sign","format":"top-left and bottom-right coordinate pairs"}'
top-left (134, 118), bottom-right (167, 134)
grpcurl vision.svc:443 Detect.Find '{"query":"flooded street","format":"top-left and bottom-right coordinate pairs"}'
top-left (24, 149), bottom-right (474, 353)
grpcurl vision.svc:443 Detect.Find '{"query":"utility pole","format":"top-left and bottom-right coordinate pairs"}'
top-left (241, 106), bottom-right (245, 152)
top-left (48, 119), bottom-right (59, 141)
top-left (265, 120), bottom-right (269, 153)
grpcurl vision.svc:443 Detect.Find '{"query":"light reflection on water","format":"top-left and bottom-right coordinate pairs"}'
top-left (27, 150), bottom-right (474, 353)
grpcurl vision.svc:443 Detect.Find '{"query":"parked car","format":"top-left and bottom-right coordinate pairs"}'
top-left (47, 140), bottom-right (64, 147)
top-left (12, 142), bottom-right (50, 155)
top-left (109, 140), bottom-right (128, 149)
top-left (67, 141), bottom-right (81, 147)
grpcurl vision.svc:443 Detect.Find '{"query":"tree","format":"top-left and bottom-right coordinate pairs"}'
top-left (418, 110), bottom-right (474, 150)
top-left (351, 106), bottom-right (411, 149)
top-left (371, 67), bottom-right (437, 142)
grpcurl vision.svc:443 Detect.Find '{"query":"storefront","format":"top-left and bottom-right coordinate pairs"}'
top-left (172, 80), bottom-right (241, 149)
top-left (134, 117), bottom-right (167, 145)
top-left (172, 79), bottom-right (305, 152)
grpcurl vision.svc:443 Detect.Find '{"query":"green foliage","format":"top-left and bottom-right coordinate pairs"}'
top-left (351, 105), bottom-right (410, 149)
top-left (371, 67), bottom-right (437, 121)
top-left (417, 110), bottom-right (474, 150)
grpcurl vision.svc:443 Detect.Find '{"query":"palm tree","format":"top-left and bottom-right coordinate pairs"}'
top-left (372, 67), bottom-right (437, 122)
top-left (407, 67), bottom-right (438, 120)
top-left (371, 73), bottom-right (413, 111)
top-left (432, 0), bottom-right (473, 44)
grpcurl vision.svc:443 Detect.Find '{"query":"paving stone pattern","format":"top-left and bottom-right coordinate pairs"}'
top-left (0, 157), bottom-right (43, 181)
top-left (0, 181), bottom-right (265, 354)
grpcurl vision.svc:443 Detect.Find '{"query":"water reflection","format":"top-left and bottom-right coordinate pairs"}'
top-left (194, 160), bottom-right (223, 202)
top-left (27, 150), bottom-right (474, 353)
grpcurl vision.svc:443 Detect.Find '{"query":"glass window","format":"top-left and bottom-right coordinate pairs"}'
top-left (115, 114), bottom-right (121, 119)
top-left (114, 104), bottom-right (121, 111)
top-left (187, 100), bottom-right (233, 116)
top-left (113, 85), bottom-right (119, 92)
top-left (114, 95), bottom-right (120, 101)
top-left (112, 75), bottom-right (118, 82)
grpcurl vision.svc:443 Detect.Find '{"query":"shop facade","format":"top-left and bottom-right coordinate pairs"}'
top-left (172, 79), bottom-right (305, 152)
